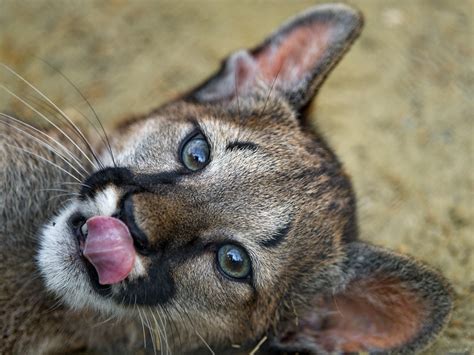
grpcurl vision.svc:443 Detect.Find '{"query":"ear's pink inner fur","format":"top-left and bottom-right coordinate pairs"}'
top-left (312, 275), bottom-right (426, 351)
top-left (255, 24), bottom-right (331, 85)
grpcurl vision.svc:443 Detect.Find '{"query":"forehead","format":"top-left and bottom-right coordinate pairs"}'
top-left (111, 100), bottom-right (304, 166)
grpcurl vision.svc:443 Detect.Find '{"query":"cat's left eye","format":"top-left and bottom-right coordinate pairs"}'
top-left (217, 244), bottom-right (251, 280)
top-left (180, 133), bottom-right (210, 171)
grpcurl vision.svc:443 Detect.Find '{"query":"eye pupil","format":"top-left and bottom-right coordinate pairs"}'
top-left (224, 248), bottom-right (244, 270)
top-left (217, 244), bottom-right (251, 280)
top-left (190, 145), bottom-right (206, 163)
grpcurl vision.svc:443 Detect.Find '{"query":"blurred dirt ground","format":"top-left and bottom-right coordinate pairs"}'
top-left (0, 0), bottom-right (472, 353)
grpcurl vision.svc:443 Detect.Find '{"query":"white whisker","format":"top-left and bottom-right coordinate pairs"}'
top-left (47, 192), bottom-right (80, 203)
top-left (37, 58), bottom-right (117, 166)
top-left (1, 139), bottom-right (82, 183)
top-left (149, 308), bottom-right (164, 355)
top-left (57, 181), bottom-right (91, 188)
top-left (40, 188), bottom-right (73, 193)
top-left (92, 314), bottom-right (117, 328)
top-left (136, 299), bottom-right (148, 350)
top-left (0, 112), bottom-right (90, 175)
top-left (0, 84), bottom-right (99, 171)
top-left (0, 118), bottom-right (87, 179)
top-left (155, 308), bottom-right (169, 355)
top-left (195, 330), bottom-right (215, 355)
top-left (142, 308), bottom-right (158, 355)
top-left (1, 63), bottom-right (105, 167)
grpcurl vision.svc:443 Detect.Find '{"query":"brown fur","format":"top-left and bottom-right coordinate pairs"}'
top-left (1, 4), bottom-right (452, 354)
top-left (0, 126), bottom-right (143, 353)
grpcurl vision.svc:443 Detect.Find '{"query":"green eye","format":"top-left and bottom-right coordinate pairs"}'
top-left (217, 244), bottom-right (251, 280)
top-left (180, 133), bottom-right (210, 171)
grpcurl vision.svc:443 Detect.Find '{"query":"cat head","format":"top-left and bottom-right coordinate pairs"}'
top-left (37, 4), bottom-right (451, 353)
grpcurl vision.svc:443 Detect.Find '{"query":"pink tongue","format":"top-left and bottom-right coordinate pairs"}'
top-left (83, 216), bottom-right (136, 285)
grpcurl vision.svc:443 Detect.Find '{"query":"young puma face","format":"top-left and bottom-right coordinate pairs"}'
top-left (37, 4), bottom-right (451, 353)
top-left (39, 97), bottom-right (356, 345)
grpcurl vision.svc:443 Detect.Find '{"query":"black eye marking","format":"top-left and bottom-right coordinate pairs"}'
top-left (134, 170), bottom-right (189, 187)
top-left (80, 167), bottom-right (134, 199)
top-left (226, 141), bottom-right (258, 152)
top-left (259, 218), bottom-right (293, 248)
top-left (80, 166), bottom-right (192, 199)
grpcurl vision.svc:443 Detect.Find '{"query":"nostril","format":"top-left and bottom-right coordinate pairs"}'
top-left (68, 213), bottom-right (87, 248)
top-left (69, 213), bottom-right (86, 229)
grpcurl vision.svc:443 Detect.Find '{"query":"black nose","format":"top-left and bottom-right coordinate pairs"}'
top-left (80, 167), bottom-right (134, 199)
top-left (79, 167), bottom-right (152, 254)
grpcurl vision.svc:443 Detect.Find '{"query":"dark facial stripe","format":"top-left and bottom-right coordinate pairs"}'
top-left (79, 167), bottom-right (190, 199)
top-left (259, 218), bottom-right (292, 248)
top-left (80, 167), bottom-right (134, 198)
top-left (133, 169), bottom-right (190, 189)
top-left (226, 141), bottom-right (258, 152)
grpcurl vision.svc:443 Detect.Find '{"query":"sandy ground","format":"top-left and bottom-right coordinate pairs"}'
top-left (0, 1), bottom-right (472, 353)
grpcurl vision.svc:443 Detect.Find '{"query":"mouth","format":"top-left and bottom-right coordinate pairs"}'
top-left (64, 195), bottom-right (175, 306)
top-left (69, 213), bottom-right (138, 287)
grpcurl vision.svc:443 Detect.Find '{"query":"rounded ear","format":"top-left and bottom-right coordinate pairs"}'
top-left (267, 242), bottom-right (452, 354)
top-left (184, 3), bottom-right (363, 111)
